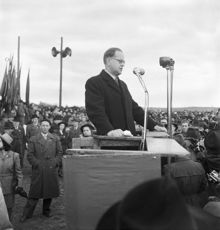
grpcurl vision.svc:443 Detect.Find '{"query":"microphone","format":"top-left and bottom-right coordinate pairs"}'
top-left (133, 67), bottom-right (145, 76)
top-left (132, 67), bottom-right (148, 150)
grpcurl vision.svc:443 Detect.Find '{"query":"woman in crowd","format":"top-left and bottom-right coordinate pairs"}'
top-left (0, 133), bottom-right (23, 220)
top-left (80, 123), bottom-right (95, 137)
top-left (56, 121), bottom-right (70, 154)
top-left (55, 121), bottom-right (71, 177)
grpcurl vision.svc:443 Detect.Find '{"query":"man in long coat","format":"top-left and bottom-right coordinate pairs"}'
top-left (20, 119), bottom-right (63, 222)
top-left (85, 47), bottom-right (165, 137)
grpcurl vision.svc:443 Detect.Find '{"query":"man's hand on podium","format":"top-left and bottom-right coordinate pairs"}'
top-left (123, 130), bottom-right (133, 137)
top-left (107, 129), bottom-right (124, 137)
top-left (154, 125), bottom-right (167, 132)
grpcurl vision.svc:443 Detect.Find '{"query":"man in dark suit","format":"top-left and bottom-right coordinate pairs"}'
top-left (11, 116), bottom-right (27, 168)
top-left (26, 114), bottom-right (41, 142)
top-left (85, 47), bottom-right (166, 137)
top-left (20, 119), bottom-right (63, 222)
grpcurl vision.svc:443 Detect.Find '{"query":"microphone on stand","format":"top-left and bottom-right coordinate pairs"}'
top-left (132, 67), bottom-right (148, 151)
top-left (133, 67), bottom-right (145, 76)
top-left (132, 67), bottom-right (147, 93)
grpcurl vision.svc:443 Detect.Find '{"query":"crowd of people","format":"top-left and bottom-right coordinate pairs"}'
top-left (0, 101), bottom-right (95, 229)
top-left (0, 100), bottom-right (219, 229)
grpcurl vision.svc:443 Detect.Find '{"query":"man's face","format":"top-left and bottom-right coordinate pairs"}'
top-left (181, 122), bottom-right (189, 133)
top-left (32, 118), bottom-right (38, 125)
top-left (83, 127), bottom-right (92, 137)
top-left (40, 121), bottom-right (51, 134)
top-left (106, 51), bottom-right (125, 76)
top-left (59, 124), bottom-right (65, 130)
top-left (73, 122), bottom-right (78, 129)
top-left (13, 121), bottom-right (19, 129)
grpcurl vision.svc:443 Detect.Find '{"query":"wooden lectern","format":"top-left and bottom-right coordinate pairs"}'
top-left (63, 132), bottom-right (188, 230)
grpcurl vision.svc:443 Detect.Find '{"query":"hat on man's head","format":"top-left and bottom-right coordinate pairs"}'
top-left (96, 177), bottom-right (220, 230)
top-left (31, 114), bottom-right (39, 119)
top-left (58, 121), bottom-right (67, 127)
top-left (80, 123), bottom-right (95, 133)
top-left (4, 121), bottom-right (14, 130)
top-left (54, 115), bottom-right (63, 121)
top-left (185, 127), bottom-right (201, 140)
top-left (40, 118), bottom-right (51, 126)
top-left (0, 133), bottom-right (13, 145)
top-left (13, 116), bottom-right (20, 122)
top-left (204, 130), bottom-right (220, 153)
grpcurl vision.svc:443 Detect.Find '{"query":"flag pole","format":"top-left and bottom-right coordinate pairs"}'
top-left (17, 36), bottom-right (20, 78)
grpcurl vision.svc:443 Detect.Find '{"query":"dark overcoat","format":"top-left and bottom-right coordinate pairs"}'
top-left (85, 70), bottom-right (156, 135)
top-left (26, 124), bottom-right (41, 142)
top-left (204, 129), bottom-right (220, 171)
top-left (27, 133), bottom-right (62, 199)
top-left (11, 126), bottom-right (26, 154)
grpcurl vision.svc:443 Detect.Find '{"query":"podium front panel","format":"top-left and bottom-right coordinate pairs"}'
top-left (63, 151), bottom-right (160, 230)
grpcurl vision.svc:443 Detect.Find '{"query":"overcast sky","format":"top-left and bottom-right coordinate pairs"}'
top-left (0, 0), bottom-right (219, 108)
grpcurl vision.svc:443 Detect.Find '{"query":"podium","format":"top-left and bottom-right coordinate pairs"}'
top-left (63, 132), bottom-right (188, 230)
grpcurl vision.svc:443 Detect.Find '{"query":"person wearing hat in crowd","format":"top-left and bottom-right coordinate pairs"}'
top-left (0, 133), bottom-right (23, 220)
top-left (164, 153), bottom-right (209, 208)
top-left (68, 118), bottom-right (81, 140)
top-left (184, 127), bottom-right (202, 161)
top-left (95, 177), bottom-right (220, 230)
top-left (50, 114), bottom-right (63, 134)
top-left (3, 120), bottom-right (14, 136)
top-left (55, 121), bottom-right (71, 177)
top-left (25, 114), bottom-right (41, 143)
top-left (204, 127), bottom-right (220, 173)
top-left (20, 119), bottom-right (63, 222)
top-left (11, 116), bottom-right (27, 168)
top-left (80, 123), bottom-right (95, 137)
top-left (204, 127), bottom-right (220, 196)
top-left (55, 121), bottom-right (70, 153)
top-left (180, 119), bottom-right (190, 137)
top-left (34, 110), bottom-right (43, 122)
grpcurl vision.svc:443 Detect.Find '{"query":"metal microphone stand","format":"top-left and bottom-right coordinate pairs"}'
top-left (166, 65), bottom-right (174, 138)
top-left (159, 57), bottom-right (175, 173)
top-left (136, 74), bottom-right (148, 151)
top-left (159, 57), bottom-right (175, 137)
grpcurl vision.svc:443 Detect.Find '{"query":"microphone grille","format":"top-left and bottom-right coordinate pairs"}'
top-left (133, 67), bottom-right (145, 75)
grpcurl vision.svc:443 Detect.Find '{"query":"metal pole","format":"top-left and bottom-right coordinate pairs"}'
top-left (59, 37), bottom-right (63, 107)
top-left (170, 66), bottom-right (174, 138)
top-left (17, 36), bottom-right (20, 78)
top-left (142, 90), bottom-right (148, 150)
top-left (166, 67), bottom-right (172, 137)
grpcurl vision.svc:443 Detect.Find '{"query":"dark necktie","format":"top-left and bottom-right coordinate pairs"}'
top-left (115, 76), bottom-right (119, 86)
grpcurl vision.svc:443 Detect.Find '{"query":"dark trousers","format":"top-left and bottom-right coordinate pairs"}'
top-left (22, 198), bottom-right (52, 218)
